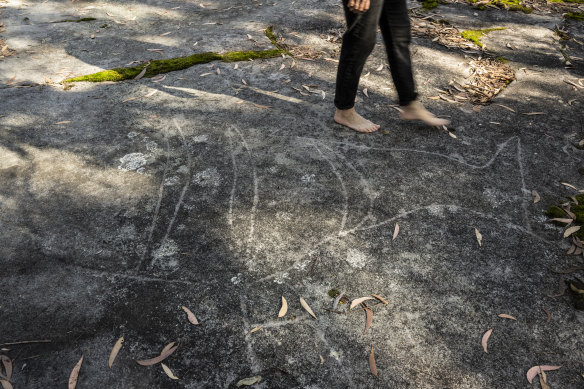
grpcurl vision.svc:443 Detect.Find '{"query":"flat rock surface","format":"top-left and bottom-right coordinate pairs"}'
top-left (1, 0), bottom-right (584, 387)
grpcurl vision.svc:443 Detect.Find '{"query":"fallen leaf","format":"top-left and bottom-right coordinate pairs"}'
top-left (321, 90), bottom-right (326, 100)
top-left (481, 329), bottom-right (493, 353)
top-left (160, 31), bottom-right (172, 36)
top-left (495, 103), bottom-right (515, 113)
top-left (241, 79), bottom-right (247, 85)
top-left (350, 297), bottom-right (375, 310)
top-left (0, 380), bottom-right (13, 389)
top-left (542, 307), bottom-right (551, 323)
top-left (151, 74), bottom-right (167, 83)
top-left (539, 370), bottom-right (551, 389)
top-left (237, 376), bottom-right (261, 387)
top-left (249, 325), bottom-right (263, 334)
top-left (0, 356), bottom-right (12, 381)
top-left (475, 228), bottom-right (483, 247)
top-left (567, 244), bottom-right (576, 255)
top-left (550, 218), bottom-right (573, 224)
top-left (448, 131), bottom-right (457, 139)
top-left (291, 59), bottom-right (296, 68)
top-left (234, 64), bottom-right (238, 69)
top-left (370, 294), bottom-right (389, 305)
top-left (160, 342), bottom-right (176, 354)
top-left (144, 90), bottom-right (157, 98)
top-left (134, 63), bottom-right (150, 80)
top-left (319, 355), bottom-right (325, 364)
top-left (522, 112), bottom-right (545, 115)
top-left (216, 68), bottom-right (221, 75)
top-left (181, 306), bottom-right (199, 325)
top-left (55, 121), bottom-right (71, 125)
top-left (363, 88), bottom-right (368, 97)
top-left (526, 366), bottom-right (561, 384)
top-left (200, 72), bottom-right (212, 77)
top-left (278, 296), bottom-right (288, 318)
top-left (279, 63), bottom-right (285, 70)
top-left (564, 226), bottom-right (581, 238)
top-left (392, 223), bottom-right (399, 240)
top-left (300, 297), bottom-right (317, 319)
top-left (161, 363), bottom-right (179, 380)
top-left (364, 71), bottom-right (370, 78)
top-left (570, 283), bottom-right (584, 294)
top-left (246, 34), bottom-right (253, 40)
top-left (561, 182), bottom-right (578, 190)
top-left (122, 97), bottom-right (137, 103)
top-left (364, 307), bottom-right (373, 334)
top-left (369, 346), bottom-right (378, 377)
top-left (68, 355), bottom-right (84, 389)
top-left (497, 314), bottom-right (517, 320)
top-left (532, 190), bottom-right (540, 203)
top-left (108, 337), bottom-right (124, 368)
top-left (137, 345), bottom-right (178, 366)
top-left (376, 64), bottom-right (384, 71)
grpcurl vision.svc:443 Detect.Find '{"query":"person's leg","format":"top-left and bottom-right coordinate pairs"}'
top-left (334, 0), bottom-right (383, 133)
top-left (379, 0), bottom-right (450, 126)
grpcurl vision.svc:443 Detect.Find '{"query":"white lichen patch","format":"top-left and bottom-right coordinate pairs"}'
top-left (273, 272), bottom-right (289, 284)
top-left (301, 174), bottom-right (316, 183)
top-left (193, 167), bottom-right (221, 187)
top-left (164, 175), bottom-right (181, 186)
top-left (193, 134), bottom-right (208, 143)
top-left (118, 153), bottom-right (147, 171)
top-left (345, 248), bottom-right (371, 269)
top-left (127, 131), bottom-right (139, 139)
top-left (152, 239), bottom-right (179, 270)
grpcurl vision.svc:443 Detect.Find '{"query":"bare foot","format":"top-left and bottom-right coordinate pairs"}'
top-left (334, 108), bottom-right (380, 133)
top-left (400, 100), bottom-right (450, 127)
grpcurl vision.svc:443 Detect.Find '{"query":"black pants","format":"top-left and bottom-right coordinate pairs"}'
top-left (334, 0), bottom-right (417, 109)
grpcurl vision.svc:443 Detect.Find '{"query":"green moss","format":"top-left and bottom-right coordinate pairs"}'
top-left (565, 12), bottom-right (584, 21)
top-left (548, 0), bottom-right (584, 3)
top-left (57, 17), bottom-right (97, 23)
top-left (422, 0), bottom-right (439, 9)
top-left (63, 27), bottom-right (289, 83)
top-left (578, 167), bottom-right (584, 175)
top-left (496, 56), bottom-right (509, 63)
top-left (467, 0), bottom-right (532, 12)
top-left (547, 195), bottom-right (584, 239)
top-left (461, 28), bottom-right (506, 47)
top-left (328, 288), bottom-right (340, 298)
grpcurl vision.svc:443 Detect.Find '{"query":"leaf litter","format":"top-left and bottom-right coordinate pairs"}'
top-left (108, 336), bottom-right (124, 368)
top-left (300, 297), bottom-right (317, 319)
top-left (350, 297), bottom-right (375, 310)
top-left (161, 363), bottom-right (179, 380)
top-left (68, 355), bottom-right (84, 389)
top-left (526, 366), bottom-right (561, 384)
top-left (369, 346), bottom-right (378, 377)
top-left (497, 314), bottom-right (517, 320)
top-left (278, 296), bottom-right (288, 317)
top-left (481, 329), bottom-right (493, 353)
top-left (137, 345), bottom-right (178, 366)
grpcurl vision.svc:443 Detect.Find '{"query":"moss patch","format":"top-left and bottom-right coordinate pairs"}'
top-left (565, 12), bottom-right (584, 21)
top-left (461, 28), bottom-right (506, 48)
top-left (467, 0), bottom-right (532, 12)
top-left (548, 0), bottom-right (584, 3)
top-left (328, 288), bottom-right (340, 298)
top-left (496, 56), bottom-right (509, 63)
top-left (546, 194), bottom-right (584, 239)
top-left (422, 0), bottom-right (439, 9)
top-left (64, 27), bottom-right (288, 83)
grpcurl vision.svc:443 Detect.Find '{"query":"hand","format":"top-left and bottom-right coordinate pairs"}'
top-left (347, 0), bottom-right (370, 13)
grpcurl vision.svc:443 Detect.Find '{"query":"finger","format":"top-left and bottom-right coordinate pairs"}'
top-left (347, 0), bottom-right (355, 8)
top-left (361, 0), bottom-right (370, 11)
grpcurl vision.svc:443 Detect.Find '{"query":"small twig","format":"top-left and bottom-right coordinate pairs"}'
top-left (550, 266), bottom-right (584, 274)
top-left (0, 340), bottom-right (52, 346)
top-left (15, 354), bottom-right (41, 362)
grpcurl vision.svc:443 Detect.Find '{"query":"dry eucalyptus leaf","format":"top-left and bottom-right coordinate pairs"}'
top-left (392, 223), bottom-right (399, 240)
top-left (246, 34), bottom-right (253, 40)
top-left (495, 103), bottom-right (515, 112)
top-left (291, 60), bottom-right (296, 68)
top-left (300, 297), bottom-right (317, 319)
top-left (475, 228), bottom-right (482, 247)
top-left (161, 342), bottom-right (176, 355)
top-left (551, 218), bottom-right (573, 224)
top-left (376, 64), bottom-right (384, 71)
top-left (68, 355), bottom-right (84, 389)
top-left (216, 68), bottom-right (221, 75)
top-left (278, 296), bottom-right (288, 318)
top-left (370, 294), bottom-right (389, 305)
top-left (279, 63), bottom-right (285, 70)
top-left (134, 64), bottom-right (149, 80)
top-left (161, 363), bottom-right (179, 380)
top-left (481, 329), bottom-right (493, 353)
top-left (241, 79), bottom-right (247, 85)
top-left (538, 370), bottom-right (551, 389)
top-left (237, 375), bottom-right (261, 387)
top-left (321, 90), bottom-right (326, 100)
top-left (182, 306), bottom-right (200, 325)
top-left (364, 308), bottom-right (373, 334)
top-left (350, 297), bottom-right (375, 310)
top-left (0, 357), bottom-right (11, 381)
top-left (122, 97), bottom-right (137, 103)
top-left (160, 31), bottom-right (172, 36)
top-left (526, 366), bottom-right (561, 384)
top-left (144, 90), bottom-right (157, 98)
top-left (0, 380), bottom-right (13, 389)
top-left (249, 325), bottom-right (263, 334)
top-left (497, 314), bottom-right (517, 321)
top-left (137, 345), bottom-right (178, 366)
top-left (532, 190), bottom-right (540, 203)
top-left (55, 121), bottom-right (71, 125)
top-left (234, 64), bottom-right (238, 69)
top-left (564, 226), bottom-right (581, 238)
top-left (108, 336), bottom-right (124, 368)
top-left (363, 88), bottom-right (369, 97)
top-left (570, 283), bottom-right (584, 294)
top-left (369, 346), bottom-right (378, 377)
top-left (561, 182), bottom-right (578, 190)
top-left (364, 71), bottom-right (370, 78)
top-left (448, 131), bottom-right (457, 139)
